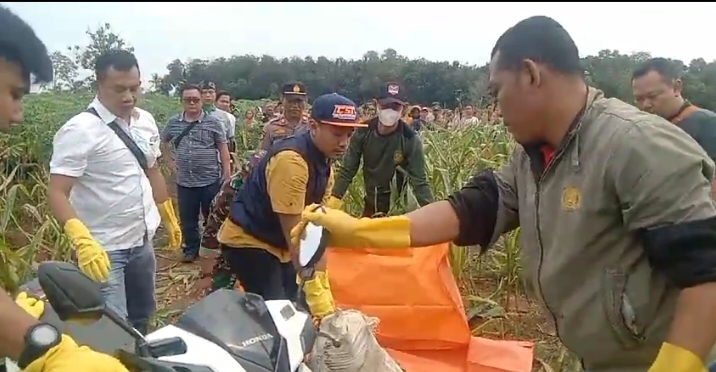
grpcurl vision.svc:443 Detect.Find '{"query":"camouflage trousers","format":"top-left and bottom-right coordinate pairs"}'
top-left (207, 247), bottom-right (238, 294)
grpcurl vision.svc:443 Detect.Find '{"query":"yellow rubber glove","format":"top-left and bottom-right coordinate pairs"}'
top-left (290, 204), bottom-right (411, 249)
top-left (648, 343), bottom-right (708, 372)
top-left (64, 219), bottom-right (110, 282)
top-left (158, 199), bottom-right (182, 250)
top-left (301, 271), bottom-right (336, 319)
top-left (25, 334), bottom-right (129, 372)
top-left (325, 196), bottom-right (344, 210)
top-left (15, 292), bottom-right (45, 319)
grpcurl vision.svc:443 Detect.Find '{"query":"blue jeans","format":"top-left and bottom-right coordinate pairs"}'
top-left (177, 179), bottom-right (221, 257)
top-left (101, 238), bottom-right (156, 334)
top-left (710, 362), bottom-right (716, 372)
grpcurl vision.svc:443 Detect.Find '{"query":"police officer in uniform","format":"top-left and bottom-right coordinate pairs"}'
top-left (259, 81), bottom-right (310, 150)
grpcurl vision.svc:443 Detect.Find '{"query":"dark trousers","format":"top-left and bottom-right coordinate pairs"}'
top-left (362, 172), bottom-right (408, 217)
top-left (177, 179), bottom-right (221, 257)
top-left (221, 247), bottom-right (298, 301)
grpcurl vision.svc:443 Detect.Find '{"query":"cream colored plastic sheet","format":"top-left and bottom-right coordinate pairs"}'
top-left (307, 309), bottom-right (403, 372)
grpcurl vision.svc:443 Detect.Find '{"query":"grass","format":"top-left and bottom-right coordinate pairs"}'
top-left (0, 92), bottom-right (578, 371)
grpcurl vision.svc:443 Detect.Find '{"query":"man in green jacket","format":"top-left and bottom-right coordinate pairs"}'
top-left (329, 82), bottom-right (434, 216)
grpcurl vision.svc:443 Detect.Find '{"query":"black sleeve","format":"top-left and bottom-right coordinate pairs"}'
top-left (446, 169), bottom-right (499, 251)
top-left (680, 112), bottom-right (716, 162)
top-left (641, 217), bottom-right (716, 288)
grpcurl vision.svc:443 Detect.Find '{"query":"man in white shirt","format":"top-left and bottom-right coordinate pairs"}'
top-left (48, 50), bottom-right (181, 335)
top-left (216, 90), bottom-right (238, 153)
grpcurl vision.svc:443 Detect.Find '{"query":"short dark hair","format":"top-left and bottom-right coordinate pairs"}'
top-left (0, 5), bottom-right (53, 84)
top-left (491, 16), bottom-right (582, 75)
top-left (216, 91), bottom-right (231, 101)
top-left (180, 83), bottom-right (201, 96)
top-left (632, 58), bottom-right (681, 81)
top-left (94, 49), bottom-right (139, 81)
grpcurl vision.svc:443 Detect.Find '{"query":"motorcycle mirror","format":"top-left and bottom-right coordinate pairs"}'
top-left (37, 261), bottom-right (104, 323)
top-left (298, 207), bottom-right (329, 269)
top-left (38, 262), bottom-right (155, 357)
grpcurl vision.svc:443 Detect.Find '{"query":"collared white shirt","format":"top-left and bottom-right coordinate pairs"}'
top-left (49, 97), bottom-right (161, 251)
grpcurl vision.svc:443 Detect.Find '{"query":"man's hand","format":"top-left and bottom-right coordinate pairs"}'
top-left (290, 204), bottom-right (411, 249)
top-left (158, 200), bottom-right (182, 250)
top-left (648, 342), bottom-right (708, 372)
top-left (64, 219), bottom-right (110, 282)
top-left (15, 292), bottom-right (44, 319)
top-left (25, 335), bottom-right (129, 372)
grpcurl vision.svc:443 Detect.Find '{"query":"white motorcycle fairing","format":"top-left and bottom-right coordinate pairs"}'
top-left (146, 295), bottom-right (314, 372)
top-left (156, 289), bottom-right (316, 372)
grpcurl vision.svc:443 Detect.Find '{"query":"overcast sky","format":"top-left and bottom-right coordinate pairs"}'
top-left (4, 2), bottom-right (715, 80)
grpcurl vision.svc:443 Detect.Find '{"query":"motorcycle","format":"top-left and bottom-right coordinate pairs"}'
top-left (5, 219), bottom-right (332, 372)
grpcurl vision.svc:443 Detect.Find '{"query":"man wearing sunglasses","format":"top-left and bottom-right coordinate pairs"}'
top-left (161, 84), bottom-right (231, 263)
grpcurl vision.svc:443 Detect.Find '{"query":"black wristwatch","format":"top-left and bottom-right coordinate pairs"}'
top-left (17, 322), bottom-right (62, 369)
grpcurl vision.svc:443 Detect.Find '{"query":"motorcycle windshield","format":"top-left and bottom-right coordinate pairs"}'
top-left (175, 289), bottom-right (282, 371)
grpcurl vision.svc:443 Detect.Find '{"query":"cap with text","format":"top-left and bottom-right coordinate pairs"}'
top-left (377, 82), bottom-right (406, 105)
top-left (282, 81), bottom-right (307, 99)
top-left (311, 93), bottom-right (368, 127)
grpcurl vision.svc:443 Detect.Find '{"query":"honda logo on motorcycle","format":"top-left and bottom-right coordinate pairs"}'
top-left (240, 333), bottom-right (274, 347)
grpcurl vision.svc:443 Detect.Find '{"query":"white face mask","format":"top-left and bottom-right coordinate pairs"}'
top-left (378, 109), bottom-right (401, 127)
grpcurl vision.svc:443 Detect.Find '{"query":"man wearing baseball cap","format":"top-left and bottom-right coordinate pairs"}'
top-left (330, 82), bottom-right (434, 216)
top-left (217, 93), bottom-right (366, 319)
top-left (199, 81), bottom-right (236, 162)
top-left (260, 81), bottom-right (311, 150)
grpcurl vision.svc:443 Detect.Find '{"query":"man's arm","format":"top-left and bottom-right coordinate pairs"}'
top-left (212, 120), bottom-right (231, 179)
top-left (404, 137), bottom-right (434, 206)
top-left (264, 151), bottom-right (326, 268)
top-left (332, 130), bottom-right (364, 199)
top-left (144, 115), bottom-right (170, 204)
top-left (159, 120), bottom-right (176, 171)
top-left (0, 292), bottom-right (39, 359)
top-left (259, 125), bottom-right (272, 150)
top-left (48, 122), bottom-right (89, 224)
top-left (610, 119), bottom-right (716, 361)
top-left (680, 112), bottom-right (716, 199)
top-left (407, 150), bottom-right (520, 248)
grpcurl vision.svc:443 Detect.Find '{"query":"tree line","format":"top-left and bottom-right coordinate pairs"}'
top-left (49, 24), bottom-right (716, 111)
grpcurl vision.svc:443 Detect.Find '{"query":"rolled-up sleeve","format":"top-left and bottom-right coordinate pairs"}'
top-left (447, 150), bottom-right (521, 249)
top-left (610, 119), bottom-right (716, 229)
top-left (49, 120), bottom-right (92, 178)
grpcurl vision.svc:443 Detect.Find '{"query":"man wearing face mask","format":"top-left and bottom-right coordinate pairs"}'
top-left (330, 82), bottom-right (434, 216)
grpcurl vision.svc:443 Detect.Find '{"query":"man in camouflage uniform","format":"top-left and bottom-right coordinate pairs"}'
top-left (259, 81), bottom-right (310, 150)
top-left (202, 149), bottom-right (267, 292)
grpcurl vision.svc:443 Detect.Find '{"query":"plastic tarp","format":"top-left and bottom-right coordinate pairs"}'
top-left (327, 243), bottom-right (534, 372)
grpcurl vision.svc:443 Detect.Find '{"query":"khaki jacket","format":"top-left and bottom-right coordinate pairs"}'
top-left (491, 88), bottom-right (716, 372)
top-left (260, 115), bottom-right (310, 150)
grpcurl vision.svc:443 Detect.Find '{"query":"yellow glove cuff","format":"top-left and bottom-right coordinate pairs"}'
top-left (303, 271), bottom-right (336, 319)
top-left (63, 218), bottom-right (92, 240)
top-left (25, 335), bottom-right (79, 372)
top-left (650, 343), bottom-right (707, 372)
top-left (353, 215), bottom-right (411, 249)
top-left (325, 196), bottom-right (344, 210)
top-left (158, 200), bottom-right (177, 221)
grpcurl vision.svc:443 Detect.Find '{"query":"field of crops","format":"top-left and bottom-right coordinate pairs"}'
top-left (0, 92), bottom-right (578, 372)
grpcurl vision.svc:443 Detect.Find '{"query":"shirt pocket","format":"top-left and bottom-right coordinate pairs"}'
top-left (601, 268), bottom-right (646, 349)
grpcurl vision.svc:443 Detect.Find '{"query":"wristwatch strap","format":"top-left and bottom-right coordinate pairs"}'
top-left (17, 322), bottom-right (62, 369)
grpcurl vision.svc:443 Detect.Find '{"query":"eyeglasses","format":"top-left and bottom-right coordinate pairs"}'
top-left (183, 97), bottom-right (201, 104)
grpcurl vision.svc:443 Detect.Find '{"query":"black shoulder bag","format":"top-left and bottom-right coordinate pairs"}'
top-left (86, 107), bottom-right (149, 172)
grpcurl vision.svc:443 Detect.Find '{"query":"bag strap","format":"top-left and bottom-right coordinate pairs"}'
top-left (86, 107), bottom-right (148, 172)
top-left (173, 121), bottom-right (199, 148)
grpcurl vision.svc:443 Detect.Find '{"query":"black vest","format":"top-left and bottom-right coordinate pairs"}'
top-left (229, 132), bottom-right (330, 249)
